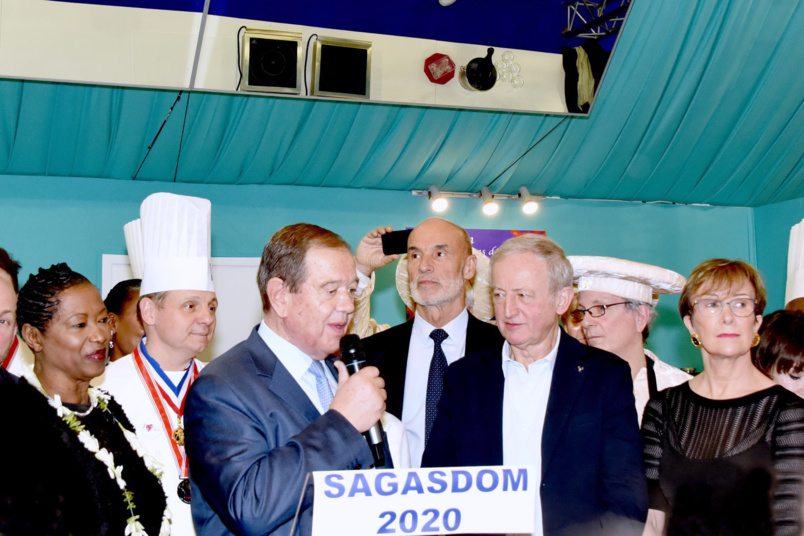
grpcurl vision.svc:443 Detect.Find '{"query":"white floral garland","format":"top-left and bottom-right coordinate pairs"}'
top-left (22, 366), bottom-right (172, 536)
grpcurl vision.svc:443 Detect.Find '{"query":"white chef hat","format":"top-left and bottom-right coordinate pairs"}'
top-left (394, 247), bottom-right (494, 322)
top-left (569, 256), bottom-right (686, 306)
top-left (138, 193), bottom-right (214, 296)
top-left (124, 219), bottom-right (144, 279)
top-left (785, 218), bottom-right (804, 307)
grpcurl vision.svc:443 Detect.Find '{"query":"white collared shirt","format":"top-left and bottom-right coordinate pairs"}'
top-left (402, 309), bottom-right (469, 468)
top-left (502, 329), bottom-right (561, 536)
top-left (258, 321), bottom-right (337, 414)
top-left (632, 348), bottom-right (692, 425)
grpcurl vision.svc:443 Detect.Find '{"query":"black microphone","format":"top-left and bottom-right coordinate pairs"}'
top-left (340, 334), bottom-right (386, 468)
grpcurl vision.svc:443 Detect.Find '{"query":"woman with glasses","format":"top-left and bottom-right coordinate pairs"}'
top-left (641, 259), bottom-right (804, 536)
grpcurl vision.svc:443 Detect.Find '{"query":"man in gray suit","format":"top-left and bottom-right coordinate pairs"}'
top-left (185, 223), bottom-right (386, 536)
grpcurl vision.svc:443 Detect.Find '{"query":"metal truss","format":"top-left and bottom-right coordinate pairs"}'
top-left (563, 0), bottom-right (632, 40)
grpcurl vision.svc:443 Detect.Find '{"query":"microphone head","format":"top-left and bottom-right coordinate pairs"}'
top-left (339, 334), bottom-right (365, 365)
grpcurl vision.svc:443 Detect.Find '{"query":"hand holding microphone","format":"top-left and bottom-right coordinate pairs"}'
top-left (331, 334), bottom-right (386, 467)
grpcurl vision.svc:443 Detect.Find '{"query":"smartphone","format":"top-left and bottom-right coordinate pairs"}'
top-left (381, 229), bottom-right (412, 255)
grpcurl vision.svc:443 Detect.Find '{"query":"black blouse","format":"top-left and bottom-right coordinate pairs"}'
top-left (642, 382), bottom-right (804, 536)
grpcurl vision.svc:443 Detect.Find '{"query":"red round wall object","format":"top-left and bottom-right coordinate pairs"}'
top-left (424, 53), bottom-right (455, 84)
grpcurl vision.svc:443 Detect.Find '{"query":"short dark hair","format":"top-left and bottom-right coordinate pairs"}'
top-left (0, 247), bottom-right (22, 293)
top-left (257, 223), bottom-right (350, 312)
top-left (104, 279), bottom-right (141, 315)
top-left (17, 263), bottom-right (90, 333)
top-left (752, 310), bottom-right (804, 376)
top-left (679, 259), bottom-right (766, 319)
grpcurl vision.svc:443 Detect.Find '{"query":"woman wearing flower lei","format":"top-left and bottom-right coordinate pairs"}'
top-left (0, 263), bottom-right (170, 535)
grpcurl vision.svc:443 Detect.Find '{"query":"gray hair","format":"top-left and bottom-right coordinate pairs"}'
top-left (491, 234), bottom-right (573, 298)
top-left (623, 299), bottom-right (658, 343)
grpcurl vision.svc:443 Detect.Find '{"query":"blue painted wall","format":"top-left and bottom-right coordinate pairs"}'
top-left (2, 174), bottom-right (779, 370)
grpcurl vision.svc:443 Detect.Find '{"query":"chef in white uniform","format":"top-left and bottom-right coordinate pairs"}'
top-left (569, 256), bottom-right (692, 423)
top-left (95, 192), bottom-right (217, 535)
top-left (786, 218), bottom-right (804, 312)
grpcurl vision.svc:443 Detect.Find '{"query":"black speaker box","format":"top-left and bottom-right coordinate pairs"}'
top-left (241, 30), bottom-right (302, 95)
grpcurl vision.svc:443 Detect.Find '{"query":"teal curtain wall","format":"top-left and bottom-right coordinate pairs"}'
top-left (0, 174), bottom-right (763, 370)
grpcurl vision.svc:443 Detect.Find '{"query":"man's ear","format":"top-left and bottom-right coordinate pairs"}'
top-left (554, 287), bottom-right (575, 316)
top-left (139, 298), bottom-right (158, 328)
top-left (266, 278), bottom-right (289, 318)
top-left (635, 304), bottom-right (651, 333)
top-left (21, 324), bottom-right (43, 354)
top-left (463, 254), bottom-right (478, 281)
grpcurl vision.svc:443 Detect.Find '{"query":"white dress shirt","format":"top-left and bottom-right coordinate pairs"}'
top-left (258, 321), bottom-right (337, 414)
top-left (632, 348), bottom-right (692, 425)
top-left (502, 329), bottom-right (561, 536)
top-left (402, 309), bottom-right (469, 467)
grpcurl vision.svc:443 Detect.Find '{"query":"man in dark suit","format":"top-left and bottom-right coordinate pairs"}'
top-left (185, 223), bottom-right (386, 536)
top-left (422, 233), bottom-right (648, 536)
top-left (358, 218), bottom-right (504, 467)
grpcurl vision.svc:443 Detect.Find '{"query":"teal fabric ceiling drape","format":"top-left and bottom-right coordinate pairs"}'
top-left (0, 0), bottom-right (802, 207)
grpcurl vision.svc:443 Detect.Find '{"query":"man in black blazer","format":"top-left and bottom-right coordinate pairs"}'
top-left (422, 233), bottom-right (647, 536)
top-left (358, 218), bottom-right (504, 467)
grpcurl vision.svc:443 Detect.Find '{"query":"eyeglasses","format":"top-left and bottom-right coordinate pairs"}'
top-left (693, 298), bottom-right (756, 317)
top-left (569, 302), bottom-right (629, 323)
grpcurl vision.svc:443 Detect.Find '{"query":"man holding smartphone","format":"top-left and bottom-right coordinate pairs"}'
top-left (356, 218), bottom-right (504, 467)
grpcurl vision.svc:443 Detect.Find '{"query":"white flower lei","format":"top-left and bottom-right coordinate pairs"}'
top-left (22, 366), bottom-right (172, 536)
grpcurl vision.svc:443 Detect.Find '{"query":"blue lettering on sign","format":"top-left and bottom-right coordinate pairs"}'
top-left (349, 473), bottom-right (372, 497)
top-left (401, 472), bottom-right (424, 495)
top-left (502, 468), bottom-right (528, 491)
top-left (324, 474), bottom-right (345, 498)
top-left (451, 470), bottom-right (472, 493)
top-left (426, 471), bottom-right (448, 494)
top-left (376, 472), bottom-right (398, 496)
top-left (476, 469), bottom-right (499, 492)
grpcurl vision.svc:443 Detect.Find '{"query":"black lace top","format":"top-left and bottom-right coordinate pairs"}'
top-left (642, 382), bottom-right (804, 536)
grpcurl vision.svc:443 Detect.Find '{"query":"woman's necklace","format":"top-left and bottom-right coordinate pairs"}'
top-left (22, 366), bottom-right (172, 536)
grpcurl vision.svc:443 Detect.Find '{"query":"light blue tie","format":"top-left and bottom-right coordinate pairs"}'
top-left (309, 360), bottom-right (334, 410)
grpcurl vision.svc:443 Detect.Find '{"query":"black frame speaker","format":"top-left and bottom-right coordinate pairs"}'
top-left (240, 29), bottom-right (302, 95)
top-left (311, 37), bottom-right (372, 100)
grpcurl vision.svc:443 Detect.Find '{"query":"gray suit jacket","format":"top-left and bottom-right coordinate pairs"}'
top-left (185, 327), bottom-right (375, 536)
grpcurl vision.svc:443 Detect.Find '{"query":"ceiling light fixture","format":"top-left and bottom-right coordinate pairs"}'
top-left (519, 187), bottom-right (539, 215)
top-left (412, 188), bottom-right (548, 215)
top-left (481, 187), bottom-right (499, 216)
top-left (428, 185), bottom-right (448, 212)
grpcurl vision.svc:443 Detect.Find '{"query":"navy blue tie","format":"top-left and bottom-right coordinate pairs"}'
top-left (425, 328), bottom-right (449, 445)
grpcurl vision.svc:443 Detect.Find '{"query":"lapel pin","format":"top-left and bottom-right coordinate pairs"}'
top-left (577, 366), bottom-right (584, 372)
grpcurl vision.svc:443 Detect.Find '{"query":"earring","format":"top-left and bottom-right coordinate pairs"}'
top-left (109, 331), bottom-right (115, 350)
top-left (691, 333), bottom-right (702, 348)
top-left (752, 333), bottom-right (761, 348)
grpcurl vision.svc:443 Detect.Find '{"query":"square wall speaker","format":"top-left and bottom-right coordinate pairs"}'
top-left (241, 29), bottom-right (302, 95)
top-left (311, 37), bottom-right (372, 100)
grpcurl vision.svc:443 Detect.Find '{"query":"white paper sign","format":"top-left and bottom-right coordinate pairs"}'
top-left (312, 466), bottom-right (536, 535)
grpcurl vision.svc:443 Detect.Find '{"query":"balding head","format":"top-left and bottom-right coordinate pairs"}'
top-left (406, 218), bottom-right (476, 326)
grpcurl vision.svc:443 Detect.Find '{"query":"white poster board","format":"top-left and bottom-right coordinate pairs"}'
top-left (312, 466), bottom-right (536, 535)
top-left (102, 254), bottom-right (263, 361)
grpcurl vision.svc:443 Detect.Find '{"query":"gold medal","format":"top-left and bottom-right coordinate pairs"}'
top-left (172, 426), bottom-right (185, 446)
